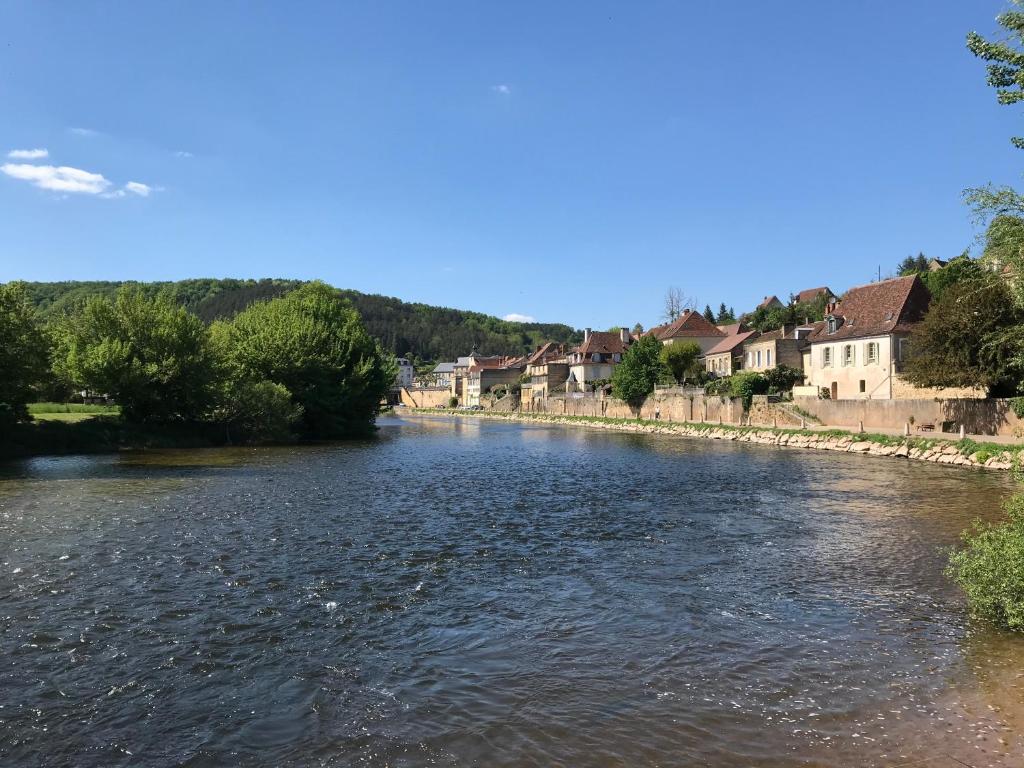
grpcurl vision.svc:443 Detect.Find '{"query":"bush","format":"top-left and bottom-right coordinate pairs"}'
top-left (1012, 396), bottom-right (1024, 419)
top-left (448, 396), bottom-right (458, 408)
top-left (215, 379), bottom-right (303, 443)
top-left (947, 493), bottom-right (1024, 631)
top-left (763, 365), bottom-right (802, 394)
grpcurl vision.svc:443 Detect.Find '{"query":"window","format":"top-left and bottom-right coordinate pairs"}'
top-left (842, 345), bottom-right (854, 367)
top-left (827, 316), bottom-right (838, 334)
top-left (898, 338), bottom-right (908, 362)
top-left (592, 353), bottom-right (600, 362)
top-left (756, 350), bottom-right (762, 367)
top-left (866, 342), bottom-right (878, 364)
top-left (823, 347), bottom-right (832, 367)
top-left (766, 349), bottom-right (772, 367)
top-left (612, 353), bottom-right (621, 362)
top-left (859, 380), bottom-right (866, 393)
top-left (746, 352), bottom-right (752, 366)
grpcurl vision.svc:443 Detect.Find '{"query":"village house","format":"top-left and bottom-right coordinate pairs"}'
top-left (449, 349), bottom-right (506, 401)
top-left (803, 275), bottom-right (930, 400)
top-left (743, 323), bottom-right (818, 374)
top-left (393, 357), bottom-right (414, 389)
top-left (463, 356), bottom-right (527, 406)
top-left (794, 286), bottom-right (835, 306)
top-left (650, 308), bottom-right (725, 353)
top-left (704, 330), bottom-right (759, 376)
top-left (756, 295), bottom-right (785, 311)
top-left (521, 343), bottom-right (569, 404)
top-left (566, 328), bottom-right (631, 393)
top-left (429, 361), bottom-right (456, 388)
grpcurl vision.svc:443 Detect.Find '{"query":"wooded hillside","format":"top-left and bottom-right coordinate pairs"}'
top-left (19, 279), bottom-right (581, 362)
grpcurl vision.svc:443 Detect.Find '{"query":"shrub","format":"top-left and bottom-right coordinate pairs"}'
top-left (729, 371), bottom-right (769, 410)
top-left (947, 493), bottom-right (1024, 631)
top-left (763, 365), bottom-right (802, 394)
top-left (448, 396), bottom-right (458, 408)
top-left (215, 379), bottom-right (303, 443)
top-left (1012, 396), bottom-right (1024, 419)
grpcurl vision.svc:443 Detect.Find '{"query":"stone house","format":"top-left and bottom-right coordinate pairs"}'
top-left (566, 329), bottom-right (631, 392)
top-left (743, 324), bottom-right (818, 374)
top-left (651, 309), bottom-right (725, 353)
top-left (804, 275), bottom-right (930, 400)
top-left (704, 330), bottom-right (760, 376)
top-left (521, 342), bottom-right (569, 403)
top-left (794, 286), bottom-right (835, 305)
top-left (464, 358), bottom-right (527, 406)
top-left (756, 295), bottom-right (785, 311)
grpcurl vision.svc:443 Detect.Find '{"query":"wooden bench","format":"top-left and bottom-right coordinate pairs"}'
top-left (917, 423), bottom-right (935, 432)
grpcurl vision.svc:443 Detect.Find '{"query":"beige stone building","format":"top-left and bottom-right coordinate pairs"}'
top-left (804, 275), bottom-right (930, 400)
top-left (566, 329), bottom-right (631, 392)
top-left (704, 330), bottom-right (759, 376)
top-left (743, 323), bottom-right (818, 374)
top-left (649, 309), bottom-right (725, 353)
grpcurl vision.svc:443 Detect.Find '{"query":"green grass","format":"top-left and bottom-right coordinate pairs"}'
top-left (27, 402), bottom-right (120, 422)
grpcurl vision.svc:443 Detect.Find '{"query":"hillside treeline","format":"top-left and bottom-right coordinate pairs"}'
top-left (21, 280), bottom-right (581, 361)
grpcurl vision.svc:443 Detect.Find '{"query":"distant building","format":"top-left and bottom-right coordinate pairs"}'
top-left (744, 324), bottom-right (818, 375)
top-left (650, 309), bottom-right (725, 353)
top-left (430, 361), bottom-right (456, 388)
top-left (566, 328), bottom-right (631, 393)
top-left (704, 330), bottom-right (759, 377)
top-left (756, 295), bottom-right (785, 311)
top-left (394, 357), bottom-right (414, 389)
top-left (794, 286), bottom-right (835, 305)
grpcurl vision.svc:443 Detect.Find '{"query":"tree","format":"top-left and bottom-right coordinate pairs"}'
top-left (660, 341), bottom-right (701, 385)
top-left (0, 282), bottom-right (49, 423)
top-left (703, 305), bottom-right (715, 323)
top-left (218, 282), bottom-right (396, 438)
top-left (662, 287), bottom-right (693, 322)
top-left (612, 335), bottom-right (668, 408)
top-left (51, 287), bottom-right (217, 422)
top-left (968, 4), bottom-right (1024, 149)
top-left (903, 277), bottom-right (1023, 396)
top-left (898, 253), bottom-right (929, 275)
top-left (715, 303), bottom-right (735, 324)
top-left (762, 365), bottom-right (803, 393)
top-left (631, 322), bottom-right (645, 336)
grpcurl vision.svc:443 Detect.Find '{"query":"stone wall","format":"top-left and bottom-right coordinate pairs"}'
top-left (400, 387), bottom-right (451, 409)
top-left (793, 395), bottom-right (1022, 437)
top-left (890, 375), bottom-right (986, 401)
top-left (527, 391), bottom-right (745, 424)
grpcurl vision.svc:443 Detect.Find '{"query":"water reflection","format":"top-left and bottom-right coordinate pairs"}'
top-left (0, 414), bottom-right (1020, 767)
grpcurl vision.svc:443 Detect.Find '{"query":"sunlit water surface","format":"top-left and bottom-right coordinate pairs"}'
top-left (1, 414), bottom-right (1023, 767)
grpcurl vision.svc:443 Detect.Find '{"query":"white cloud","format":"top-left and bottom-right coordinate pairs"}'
top-left (491, 84), bottom-right (512, 95)
top-left (503, 313), bottom-right (535, 323)
top-left (7, 148), bottom-right (48, 160)
top-left (124, 181), bottom-right (152, 197)
top-left (1, 163), bottom-right (111, 194)
top-left (174, 150), bottom-right (193, 158)
top-left (68, 127), bottom-right (99, 137)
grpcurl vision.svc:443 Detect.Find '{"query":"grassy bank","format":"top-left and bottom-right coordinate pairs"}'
top-left (27, 402), bottom-right (121, 422)
top-left (1, 417), bottom-right (228, 461)
top-left (408, 408), bottom-right (1023, 469)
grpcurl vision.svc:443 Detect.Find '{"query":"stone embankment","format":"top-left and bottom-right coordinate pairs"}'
top-left (408, 409), bottom-right (1021, 471)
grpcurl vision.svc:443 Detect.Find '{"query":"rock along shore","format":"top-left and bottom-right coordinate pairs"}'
top-left (407, 409), bottom-right (1021, 471)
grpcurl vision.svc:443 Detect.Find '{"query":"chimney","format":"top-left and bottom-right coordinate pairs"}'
top-left (619, 327), bottom-right (629, 343)
top-left (584, 328), bottom-right (591, 342)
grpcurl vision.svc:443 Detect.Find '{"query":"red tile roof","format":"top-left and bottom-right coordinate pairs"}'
top-left (656, 309), bottom-right (725, 341)
top-left (716, 322), bottom-right (748, 336)
top-left (576, 331), bottom-right (630, 356)
top-left (704, 330), bottom-right (760, 356)
top-left (795, 287), bottom-right (833, 304)
top-left (757, 295), bottom-right (784, 310)
top-left (807, 275), bottom-right (930, 343)
top-left (524, 342), bottom-right (564, 367)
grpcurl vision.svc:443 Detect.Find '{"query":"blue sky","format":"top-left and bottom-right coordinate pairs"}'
top-left (1, 1), bottom-right (1020, 329)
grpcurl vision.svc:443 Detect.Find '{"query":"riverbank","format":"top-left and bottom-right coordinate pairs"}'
top-left (0, 417), bottom-right (227, 460)
top-left (408, 408), bottom-right (1023, 470)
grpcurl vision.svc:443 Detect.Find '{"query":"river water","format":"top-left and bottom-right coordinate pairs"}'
top-left (1, 414), bottom-right (1022, 767)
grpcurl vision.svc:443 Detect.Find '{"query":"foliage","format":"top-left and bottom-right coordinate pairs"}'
top-left (703, 305), bottom-right (715, 323)
top-left (213, 379), bottom-right (303, 443)
top-left (20, 279), bottom-right (581, 362)
top-left (1012, 397), bottom-right (1024, 419)
top-left (918, 254), bottom-right (984, 302)
top-left (947, 493), bottom-right (1024, 631)
top-left (762, 365), bottom-right (803, 393)
top-left (50, 287), bottom-right (218, 422)
top-left (967, 4), bottom-right (1024, 149)
top-left (898, 253), bottom-right (929, 275)
top-left (0, 282), bottom-right (49, 423)
top-left (660, 341), bottom-right (702, 384)
top-left (217, 282), bottom-right (396, 438)
top-left (703, 371), bottom-right (769, 409)
top-left (612, 335), bottom-right (668, 408)
top-left (903, 276), bottom-right (1023, 396)
top-left (716, 303), bottom-right (736, 324)
top-left (448, 396), bottom-right (458, 408)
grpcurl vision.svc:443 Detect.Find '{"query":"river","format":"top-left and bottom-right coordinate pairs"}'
top-left (1, 414), bottom-right (1022, 767)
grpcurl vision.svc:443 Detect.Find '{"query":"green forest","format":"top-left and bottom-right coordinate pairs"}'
top-left (20, 279), bottom-right (581, 362)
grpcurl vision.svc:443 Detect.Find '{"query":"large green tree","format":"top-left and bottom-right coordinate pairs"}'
top-left (51, 287), bottom-right (217, 422)
top-left (905, 276), bottom-right (1023, 396)
top-left (0, 282), bottom-right (49, 422)
top-left (612, 335), bottom-right (668, 408)
top-left (660, 341), bottom-right (701, 385)
top-left (219, 282), bottom-right (395, 438)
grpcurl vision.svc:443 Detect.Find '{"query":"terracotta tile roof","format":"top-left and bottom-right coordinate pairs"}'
top-left (524, 342), bottom-right (564, 367)
top-left (656, 309), bottom-right (725, 341)
top-left (575, 331), bottom-right (629, 356)
top-left (704, 330), bottom-right (760, 356)
top-left (795, 287), bottom-right (833, 304)
top-left (807, 275), bottom-right (930, 343)
top-left (716, 322), bottom-right (748, 336)
top-left (757, 295), bottom-right (783, 310)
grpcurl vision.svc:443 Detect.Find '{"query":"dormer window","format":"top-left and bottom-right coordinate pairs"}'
top-left (826, 316), bottom-right (838, 334)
